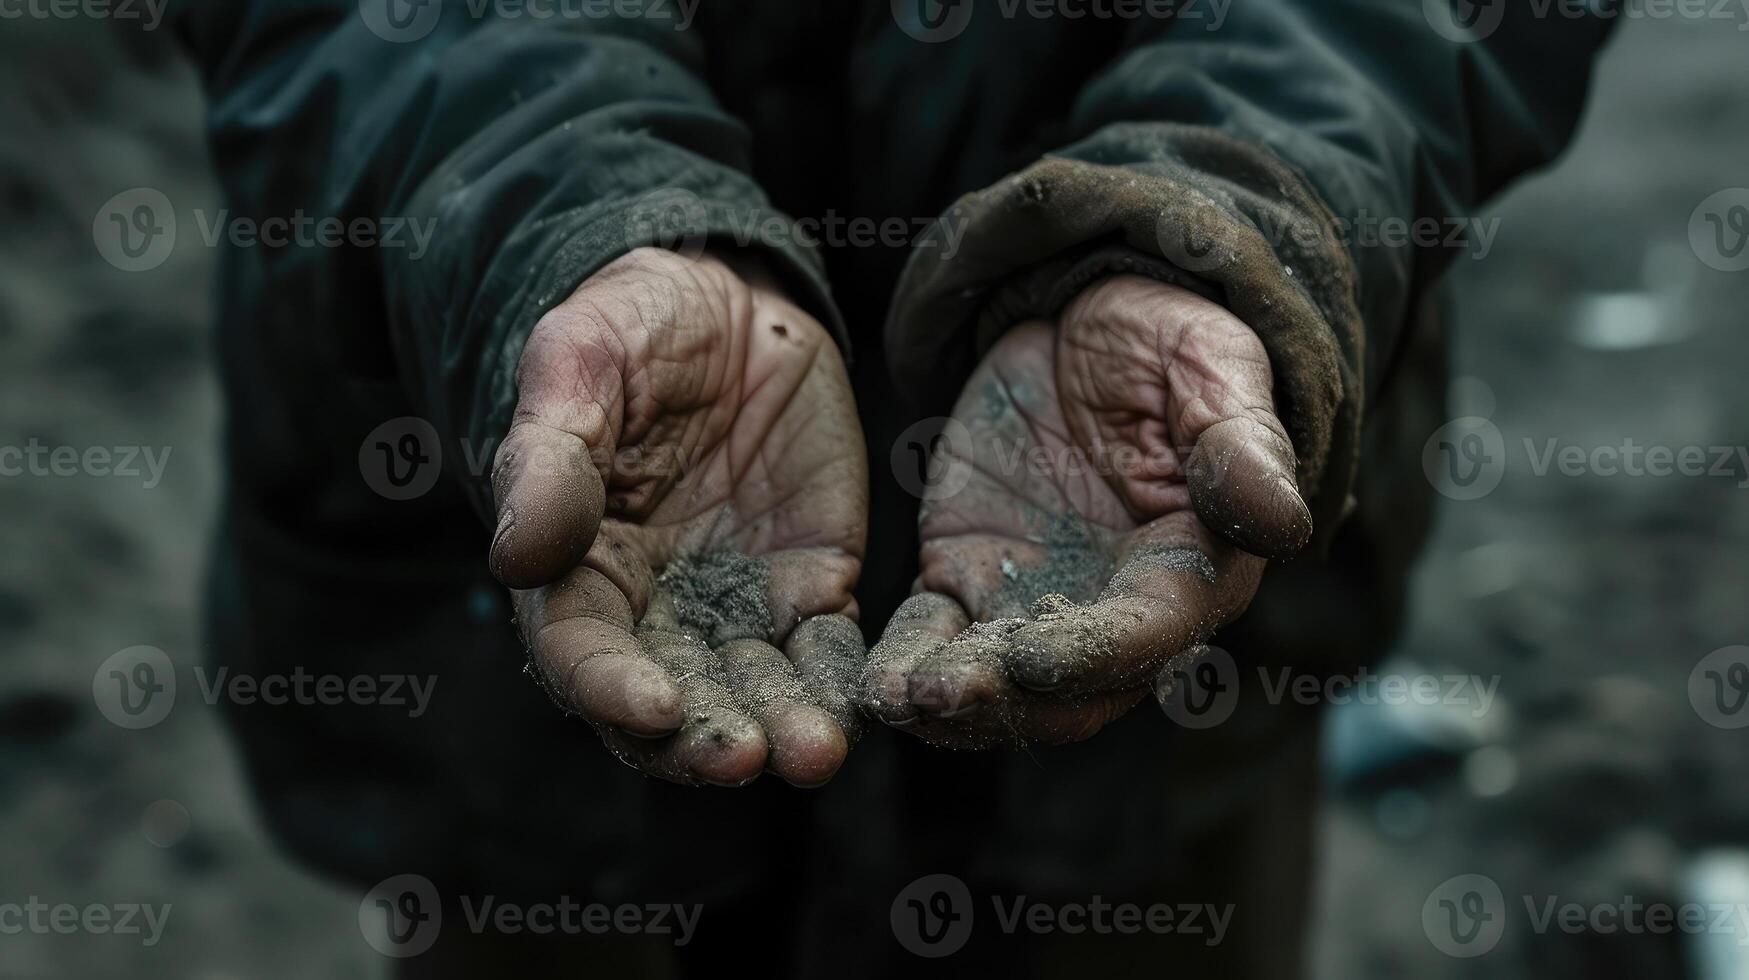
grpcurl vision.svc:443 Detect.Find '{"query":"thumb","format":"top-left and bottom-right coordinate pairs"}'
top-left (1185, 415), bottom-right (1313, 561)
top-left (489, 419), bottom-right (605, 589)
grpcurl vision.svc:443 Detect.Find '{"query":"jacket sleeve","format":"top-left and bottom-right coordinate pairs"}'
top-left (175, 0), bottom-right (841, 520)
top-left (886, 1), bottom-right (1617, 551)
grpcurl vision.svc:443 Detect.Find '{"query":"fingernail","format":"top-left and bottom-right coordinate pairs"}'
top-left (489, 505), bottom-right (516, 571)
top-left (907, 671), bottom-right (966, 717)
top-left (1009, 655), bottom-right (1065, 693)
top-left (1004, 632), bottom-right (1068, 692)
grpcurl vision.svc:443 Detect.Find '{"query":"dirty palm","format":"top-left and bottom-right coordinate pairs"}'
top-left (491, 249), bottom-right (867, 788)
top-left (864, 276), bottom-right (1312, 748)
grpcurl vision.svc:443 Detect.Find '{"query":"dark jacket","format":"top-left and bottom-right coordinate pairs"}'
top-left (177, 0), bottom-right (1614, 970)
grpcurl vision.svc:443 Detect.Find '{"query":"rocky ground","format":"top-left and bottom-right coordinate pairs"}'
top-left (1311, 13), bottom-right (1749, 978)
top-left (0, 11), bottom-right (1745, 979)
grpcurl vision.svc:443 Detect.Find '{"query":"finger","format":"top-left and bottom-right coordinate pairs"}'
top-left (998, 512), bottom-right (1264, 695)
top-left (907, 618), bottom-right (1025, 722)
top-left (901, 620), bottom-right (1135, 743)
top-left (584, 523), bottom-right (656, 621)
top-left (1185, 415), bottom-right (1312, 561)
top-left (785, 614), bottom-right (866, 735)
top-left (766, 548), bottom-right (862, 642)
top-left (918, 533), bottom-right (1055, 622)
top-left (633, 630), bottom-right (769, 786)
top-left (862, 592), bottom-right (970, 723)
top-left (639, 589), bottom-right (682, 633)
top-left (719, 639), bottom-right (848, 788)
top-left (517, 566), bottom-right (682, 736)
top-left (490, 420), bottom-right (605, 589)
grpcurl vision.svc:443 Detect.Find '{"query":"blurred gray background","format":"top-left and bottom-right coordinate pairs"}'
top-left (1, 11), bottom-right (1746, 979)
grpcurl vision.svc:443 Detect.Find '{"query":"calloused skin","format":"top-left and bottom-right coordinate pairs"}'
top-left (489, 247), bottom-right (869, 787)
top-left (865, 276), bottom-right (1313, 747)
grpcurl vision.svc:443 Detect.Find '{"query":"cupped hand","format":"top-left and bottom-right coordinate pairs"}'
top-left (492, 247), bottom-right (868, 787)
top-left (865, 275), bottom-right (1311, 747)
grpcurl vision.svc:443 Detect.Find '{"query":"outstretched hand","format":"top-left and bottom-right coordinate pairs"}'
top-left (866, 276), bottom-right (1311, 746)
top-left (491, 248), bottom-right (868, 787)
